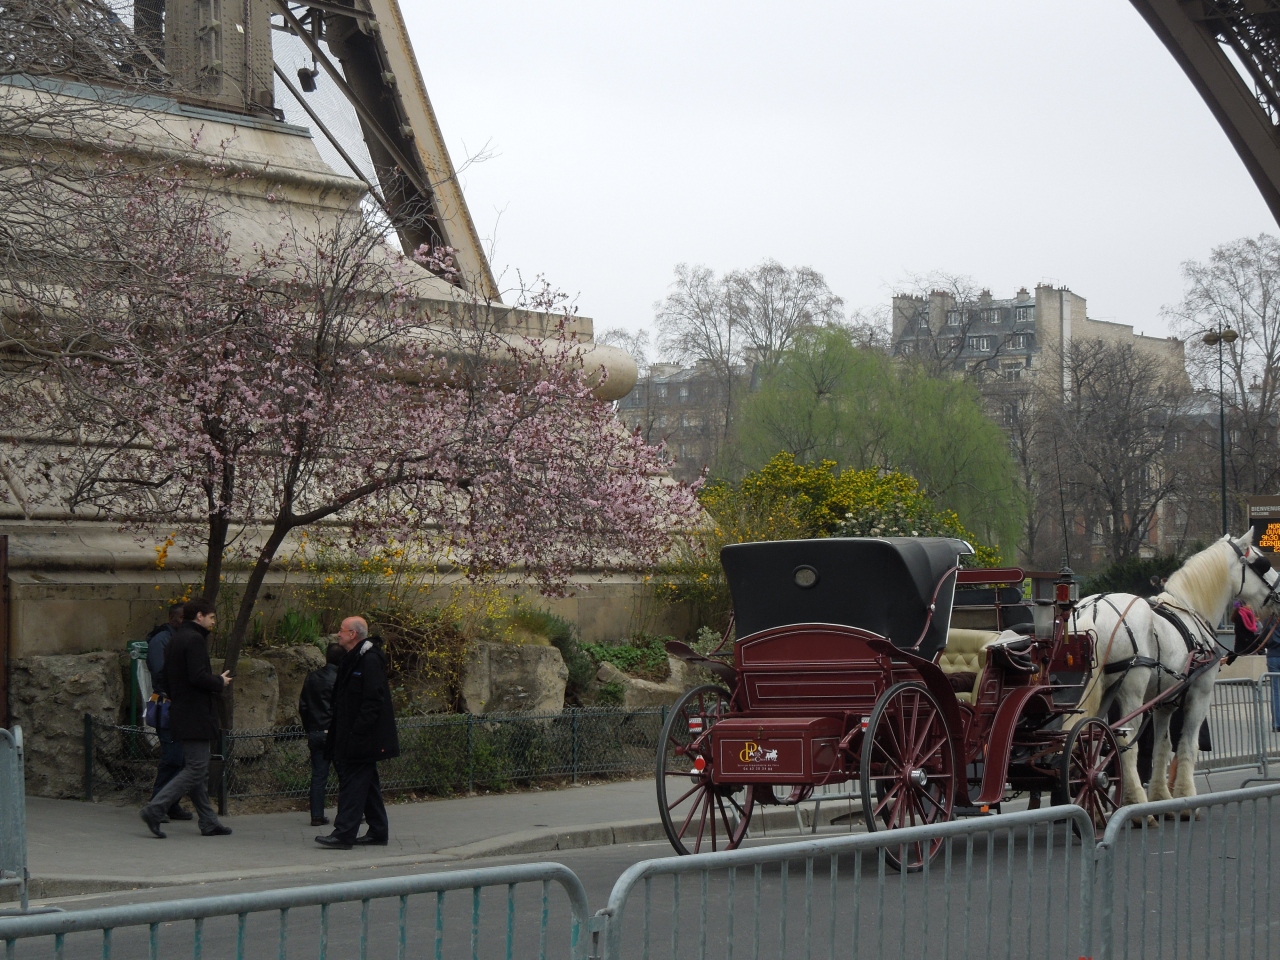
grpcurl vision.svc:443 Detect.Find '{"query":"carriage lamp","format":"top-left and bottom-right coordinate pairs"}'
top-left (1055, 564), bottom-right (1078, 608)
top-left (1032, 600), bottom-right (1056, 639)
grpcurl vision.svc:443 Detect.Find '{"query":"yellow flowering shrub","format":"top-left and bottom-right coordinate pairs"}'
top-left (656, 453), bottom-right (1002, 629)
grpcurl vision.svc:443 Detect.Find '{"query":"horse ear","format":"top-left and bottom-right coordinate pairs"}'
top-left (1240, 529), bottom-right (1259, 548)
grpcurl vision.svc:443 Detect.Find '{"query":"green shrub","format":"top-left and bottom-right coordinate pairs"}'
top-left (581, 634), bottom-right (671, 681)
top-left (273, 609), bottom-right (321, 646)
top-left (596, 682), bottom-right (624, 705)
top-left (1082, 552), bottom-right (1190, 598)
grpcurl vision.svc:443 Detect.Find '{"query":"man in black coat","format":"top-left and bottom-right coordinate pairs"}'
top-left (316, 616), bottom-right (399, 849)
top-left (298, 642), bottom-right (343, 826)
top-left (139, 598), bottom-right (234, 838)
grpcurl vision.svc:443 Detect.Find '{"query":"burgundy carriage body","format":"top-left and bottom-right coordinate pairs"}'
top-left (709, 538), bottom-right (1074, 803)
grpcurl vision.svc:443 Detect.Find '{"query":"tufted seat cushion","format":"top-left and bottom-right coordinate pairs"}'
top-left (937, 629), bottom-right (1001, 703)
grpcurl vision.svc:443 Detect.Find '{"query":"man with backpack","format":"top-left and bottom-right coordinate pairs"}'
top-left (145, 603), bottom-right (190, 821)
top-left (298, 642), bottom-right (344, 826)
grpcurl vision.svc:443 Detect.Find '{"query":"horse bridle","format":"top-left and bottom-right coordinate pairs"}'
top-left (1227, 537), bottom-right (1280, 609)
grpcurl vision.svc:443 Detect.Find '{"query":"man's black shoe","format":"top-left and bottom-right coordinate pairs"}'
top-left (201, 825), bottom-right (233, 836)
top-left (310, 816), bottom-right (330, 827)
top-left (168, 807), bottom-right (194, 821)
top-left (140, 809), bottom-right (166, 839)
top-left (315, 834), bottom-right (353, 850)
top-left (354, 834), bottom-right (389, 846)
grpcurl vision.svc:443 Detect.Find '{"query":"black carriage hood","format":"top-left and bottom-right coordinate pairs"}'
top-left (720, 537), bottom-right (974, 659)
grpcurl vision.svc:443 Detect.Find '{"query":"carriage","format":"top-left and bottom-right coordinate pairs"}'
top-left (655, 536), bottom-right (1123, 869)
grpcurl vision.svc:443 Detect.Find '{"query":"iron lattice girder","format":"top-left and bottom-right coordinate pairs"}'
top-left (1130, 0), bottom-right (1280, 223)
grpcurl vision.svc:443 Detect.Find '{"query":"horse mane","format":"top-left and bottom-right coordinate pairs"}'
top-left (1162, 539), bottom-right (1231, 620)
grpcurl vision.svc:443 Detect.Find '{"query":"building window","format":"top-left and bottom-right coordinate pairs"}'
top-left (678, 385), bottom-right (690, 401)
top-left (656, 384), bottom-right (668, 399)
top-left (1009, 334), bottom-right (1029, 349)
top-left (1002, 403), bottom-right (1017, 426)
top-left (1015, 306), bottom-right (1034, 324)
top-left (1001, 364), bottom-right (1022, 381)
top-left (946, 310), bottom-right (961, 327)
top-left (968, 336), bottom-right (993, 352)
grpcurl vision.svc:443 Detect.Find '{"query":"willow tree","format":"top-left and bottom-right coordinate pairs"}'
top-left (733, 325), bottom-right (1023, 557)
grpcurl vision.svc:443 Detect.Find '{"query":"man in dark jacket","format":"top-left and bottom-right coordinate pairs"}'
top-left (139, 599), bottom-right (234, 839)
top-left (316, 616), bottom-right (399, 849)
top-left (299, 642), bottom-right (343, 826)
top-left (146, 603), bottom-right (189, 819)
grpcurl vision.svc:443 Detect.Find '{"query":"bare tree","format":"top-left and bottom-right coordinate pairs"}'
top-left (894, 271), bottom-right (1016, 380)
top-left (654, 264), bottom-right (739, 455)
top-left (1050, 339), bottom-right (1190, 564)
top-left (725, 260), bottom-right (843, 376)
top-left (1167, 234), bottom-right (1280, 529)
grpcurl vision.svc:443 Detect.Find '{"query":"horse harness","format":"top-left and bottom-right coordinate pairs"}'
top-left (1075, 594), bottom-right (1220, 690)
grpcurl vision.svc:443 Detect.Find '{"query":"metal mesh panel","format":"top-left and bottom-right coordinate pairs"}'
top-left (85, 708), bottom-right (666, 802)
top-left (271, 28), bottom-right (377, 186)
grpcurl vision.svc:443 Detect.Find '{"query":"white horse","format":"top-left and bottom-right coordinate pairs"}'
top-left (1072, 533), bottom-right (1280, 806)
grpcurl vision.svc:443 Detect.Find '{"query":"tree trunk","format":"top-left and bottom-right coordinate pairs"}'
top-left (203, 513), bottom-right (229, 602)
top-left (218, 520), bottom-right (293, 725)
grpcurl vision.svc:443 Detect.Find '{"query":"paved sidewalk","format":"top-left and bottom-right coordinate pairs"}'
top-left (23, 779), bottom-right (667, 898)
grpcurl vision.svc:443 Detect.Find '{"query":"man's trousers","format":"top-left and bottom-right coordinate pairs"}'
top-left (332, 761), bottom-right (388, 842)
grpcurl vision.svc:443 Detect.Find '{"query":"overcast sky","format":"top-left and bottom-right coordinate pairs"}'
top-left (401, 0), bottom-right (1276, 341)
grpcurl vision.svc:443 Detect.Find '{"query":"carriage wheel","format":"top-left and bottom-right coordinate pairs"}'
top-left (859, 681), bottom-right (956, 872)
top-left (1060, 717), bottom-right (1122, 839)
top-left (656, 684), bottom-right (754, 855)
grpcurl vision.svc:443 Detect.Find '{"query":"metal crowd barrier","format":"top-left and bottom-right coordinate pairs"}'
top-left (0, 862), bottom-right (591, 960)
top-left (590, 805), bottom-right (1097, 960)
top-left (1198, 677), bottom-right (1266, 774)
top-left (3, 786), bottom-right (1279, 959)
top-left (0, 727), bottom-right (27, 913)
top-left (1095, 781), bottom-right (1280, 960)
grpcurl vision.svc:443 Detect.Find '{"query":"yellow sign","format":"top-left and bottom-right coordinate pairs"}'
top-left (739, 741), bottom-right (758, 763)
top-left (1261, 522), bottom-right (1280, 551)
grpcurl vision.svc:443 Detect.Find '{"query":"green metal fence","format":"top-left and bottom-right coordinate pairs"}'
top-left (83, 707), bottom-right (665, 809)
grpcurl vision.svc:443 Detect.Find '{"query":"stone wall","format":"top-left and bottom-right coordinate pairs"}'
top-left (1, 523), bottom-right (696, 658)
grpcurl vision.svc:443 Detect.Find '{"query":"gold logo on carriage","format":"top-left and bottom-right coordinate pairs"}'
top-left (739, 741), bottom-right (779, 763)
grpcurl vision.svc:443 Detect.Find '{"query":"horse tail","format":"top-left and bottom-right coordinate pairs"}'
top-left (1075, 657), bottom-right (1105, 719)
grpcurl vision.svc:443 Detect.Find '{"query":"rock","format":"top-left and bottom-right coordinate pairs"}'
top-left (461, 641), bottom-right (568, 714)
top-left (613, 656), bottom-right (696, 709)
top-left (228, 658), bottom-right (278, 756)
top-left (258, 645), bottom-right (325, 726)
top-left (11, 652), bottom-right (124, 798)
top-left (595, 661), bottom-right (628, 685)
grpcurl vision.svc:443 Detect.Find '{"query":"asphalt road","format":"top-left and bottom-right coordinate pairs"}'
top-left (9, 799), bottom-right (1280, 960)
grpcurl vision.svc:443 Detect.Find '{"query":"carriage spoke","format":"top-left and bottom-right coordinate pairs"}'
top-left (666, 780), bottom-right (704, 812)
top-left (917, 786), bottom-right (948, 816)
top-left (676, 787), bottom-right (704, 837)
top-left (873, 781), bottom-right (903, 819)
top-left (693, 792), bottom-right (710, 852)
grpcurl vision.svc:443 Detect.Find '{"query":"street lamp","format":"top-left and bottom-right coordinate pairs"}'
top-left (1203, 325), bottom-right (1240, 535)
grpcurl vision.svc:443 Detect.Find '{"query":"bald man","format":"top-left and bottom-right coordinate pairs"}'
top-left (315, 617), bottom-right (400, 849)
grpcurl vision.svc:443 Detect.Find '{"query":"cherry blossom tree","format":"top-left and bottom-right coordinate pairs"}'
top-left (2, 161), bottom-right (700, 706)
